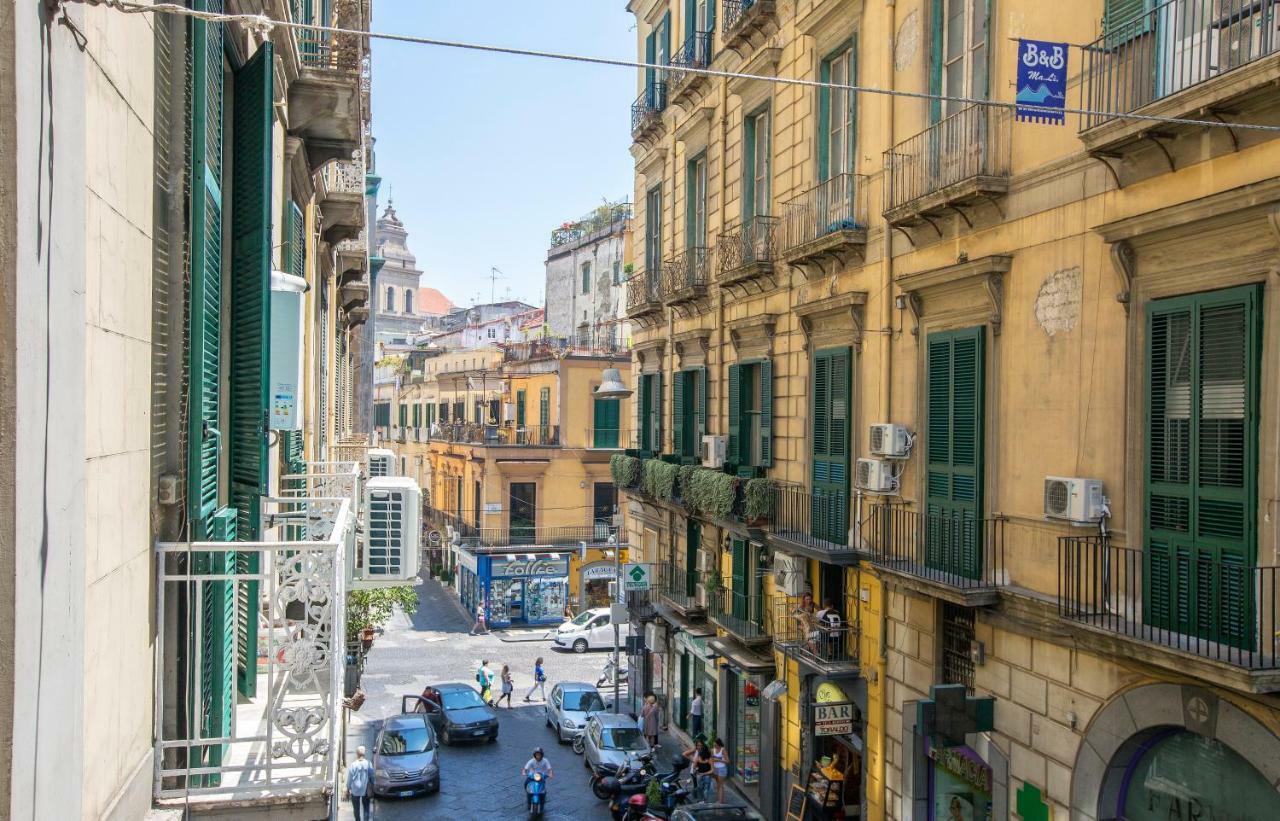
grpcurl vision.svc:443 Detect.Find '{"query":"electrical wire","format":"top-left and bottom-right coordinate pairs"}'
top-left (69, 0), bottom-right (1280, 134)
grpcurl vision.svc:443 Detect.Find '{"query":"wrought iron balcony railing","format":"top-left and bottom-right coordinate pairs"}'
top-left (773, 593), bottom-right (860, 669)
top-left (780, 173), bottom-right (869, 261)
top-left (883, 105), bottom-right (1011, 219)
top-left (717, 216), bottom-right (778, 283)
top-left (452, 520), bottom-right (620, 548)
top-left (156, 490), bottom-right (351, 801)
top-left (656, 561), bottom-right (704, 614)
top-left (631, 82), bottom-right (668, 138)
top-left (709, 587), bottom-right (771, 644)
top-left (723, 0), bottom-right (775, 37)
top-left (769, 483), bottom-right (859, 559)
top-left (1082, 0), bottom-right (1280, 131)
top-left (294, 0), bottom-right (362, 71)
top-left (585, 428), bottom-right (624, 449)
top-left (863, 504), bottom-right (1006, 593)
top-left (626, 271), bottom-right (663, 314)
top-left (661, 247), bottom-right (711, 302)
top-left (433, 423), bottom-right (560, 447)
top-left (1058, 536), bottom-right (1280, 671)
top-left (669, 32), bottom-right (713, 96)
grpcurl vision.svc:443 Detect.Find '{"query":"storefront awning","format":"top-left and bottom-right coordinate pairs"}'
top-left (656, 603), bottom-right (718, 637)
top-left (708, 637), bottom-right (775, 674)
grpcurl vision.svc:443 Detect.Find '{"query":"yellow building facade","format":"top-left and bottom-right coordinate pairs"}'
top-left (622, 0), bottom-right (1280, 819)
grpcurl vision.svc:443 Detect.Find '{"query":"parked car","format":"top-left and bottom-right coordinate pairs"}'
top-left (553, 607), bottom-right (632, 653)
top-left (407, 684), bottom-right (499, 745)
top-left (544, 681), bottom-right (606, 743)
top-left (670, 805), bottom-right (766, 821)
top-left (371, 711), bottom-right (439, 798)
top-left (582, 712), bottom-right (651, 775)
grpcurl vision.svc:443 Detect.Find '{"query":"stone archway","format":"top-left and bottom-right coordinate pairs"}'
top-left (1070, 683), bottom-right (1280, 820)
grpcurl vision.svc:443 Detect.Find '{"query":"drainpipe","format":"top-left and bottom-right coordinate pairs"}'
top-left (880, 0), bottom-right (896, 431)
top-left (717, 64), bottom-right (730, 436)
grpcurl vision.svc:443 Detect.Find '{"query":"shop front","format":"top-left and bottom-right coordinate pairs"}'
top-left (578, 561), bottom-right (616, 610)
top-left (455, 548), bottom-right (570, 627)
top-left (671, 627), bottom-right (719, 742)
top-left (901, 684), bottom-right (1008, 821)
top-left (708, 637), bottom-right (774, 808)
top-left (799, 678), bottom-right (866, 820)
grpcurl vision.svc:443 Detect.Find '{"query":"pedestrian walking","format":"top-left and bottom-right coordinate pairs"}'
top-left (684, 739), bottom-right (715, 803)
top-left (689, 687), bottom-right (705, 741)
top-left (523, 656), bottom-right (547, 702)
top-left (345, 745), bottom-right (374, 821)
top-left (711, 737), bottom-right (729, 803)
top-left (477, 659), bottom-right (496, 705)
top-left (470, 599), bottom-right (488, 635)
top-left (640, 691), bottom-right (662, 749)
top-left (496, 663), bottom-right (514, 708)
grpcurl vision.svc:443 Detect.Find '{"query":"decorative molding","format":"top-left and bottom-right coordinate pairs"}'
top-left (673, 328), bottom-right (713, 368)
top-left (1108, 239), bottom-right (1136, 314)
top-left (673, 106), bottom-right (716, 145)
top-left (636, 146), bottom-right (669, 181)
top-left (795, 292), bottom-right (868, 352)
top-left (726, 313), bottom-right (778, 359)
top-left (895, 255), bottom-right (1012, 335)
top-left (727, 47), bottom-right (782, 99)
top-left (1094, 177), bottom-right (1280, 243)
top-left (634, 339), bottom-right (667, 374)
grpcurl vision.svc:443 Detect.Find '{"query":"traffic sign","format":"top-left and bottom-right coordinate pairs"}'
top-left (622, 563), bottom-right (650, 591)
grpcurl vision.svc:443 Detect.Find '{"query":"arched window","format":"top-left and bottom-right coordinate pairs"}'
top-left (385, 286), bottom-right (395, 311)
top-left (404, 289), bottom-right (414, 314)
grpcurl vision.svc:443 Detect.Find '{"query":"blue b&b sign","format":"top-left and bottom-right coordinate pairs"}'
top-left (1015, 39), bottom-right (1068, 124)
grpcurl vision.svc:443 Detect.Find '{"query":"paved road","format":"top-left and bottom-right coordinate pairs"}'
top-left (339, 577), bottom-right (629, 820)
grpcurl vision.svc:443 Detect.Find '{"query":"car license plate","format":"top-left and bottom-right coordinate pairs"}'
top-left (472, 729), bottom-right (487, 736)
top-left (399, 790), bottom-right (416, 797)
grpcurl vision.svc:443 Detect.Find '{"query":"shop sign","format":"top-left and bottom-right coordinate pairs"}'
top-left (622, 562), bottom-right (650, 591)
top-left (491, 555), bottom-right (568, 577)
top-left (814, 702), bottom-right (855, 736)
top-left (582, 563), bottom-right (617, 580)
top-left (455, 549), bottom-right (478, 574)
top-left (930, 745), bottom-right (993, 796)
top-left (483, 502), bottom-right (503, 513)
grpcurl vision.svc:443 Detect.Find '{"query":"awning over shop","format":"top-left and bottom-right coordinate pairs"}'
top-left (709, 637), bottom-right (775, 674)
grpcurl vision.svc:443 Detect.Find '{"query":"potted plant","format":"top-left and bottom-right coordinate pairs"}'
top-left (743, 478), bottom-right (776, 525)
top-left (346, 587), bottom-right (420, 646)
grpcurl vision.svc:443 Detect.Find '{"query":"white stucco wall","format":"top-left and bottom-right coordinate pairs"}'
top-left (544, 230), bottom-right (628, 344)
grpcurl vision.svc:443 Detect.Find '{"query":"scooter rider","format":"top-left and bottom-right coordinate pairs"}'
top-left (523, 747), bottom-right (554, 780)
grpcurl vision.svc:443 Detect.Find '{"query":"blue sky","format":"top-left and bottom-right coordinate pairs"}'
top-left (370, 1), bottom-right (637, 309)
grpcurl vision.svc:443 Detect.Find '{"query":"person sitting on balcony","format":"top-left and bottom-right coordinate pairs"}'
top-left (791, 594), bottom-right (820, 654)
top-left (816, 598), bottom-right (843, 657)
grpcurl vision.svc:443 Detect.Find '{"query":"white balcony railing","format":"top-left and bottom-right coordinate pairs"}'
top-left (155, 484), bottom-right (353, 804)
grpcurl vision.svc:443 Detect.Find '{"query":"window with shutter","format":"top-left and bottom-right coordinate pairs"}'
top-left (227, 42), bottom-right (273, 698)
top-left (594, 397), bottom-right (620, 448)
top-left (818, 43), bottom-right (856, 182)
top-left (743, 109), bottom-right (771, 220)
top-left (673, 369), bottom-right (686, 458)
top-left (924, 327), bottom-right (985, 579)
top-left (811, 348), bottom-right (851, 544)
top-left (1145, 285), bottom-right (1260, 651)
top-left (727, 363), bottom-right (741, 464)
top-left (673, 368), bottom-right (703, 460)
top-left (516, 388), bottom-right (526, 430)
top-left (540, 386), bottom-right (551, 430)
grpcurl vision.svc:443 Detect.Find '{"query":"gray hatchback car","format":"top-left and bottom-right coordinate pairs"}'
top-left (582, 712), bottom-right (651, 775)
top-left (371, 711), bottom-right (440, 798)
top-left (544, 681), bottom-right (606, 743)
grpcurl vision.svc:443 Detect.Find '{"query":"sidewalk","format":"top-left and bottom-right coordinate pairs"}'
top-left (493, 626), bottom-right (557, 642)
top-left (652, 725), bottom-right (754, 810)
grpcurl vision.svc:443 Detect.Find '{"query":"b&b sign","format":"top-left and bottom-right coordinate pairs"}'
top-left (814, 702), bottom-right (855, 736)
top-left (1015, 39), bottom-right (1068, 124)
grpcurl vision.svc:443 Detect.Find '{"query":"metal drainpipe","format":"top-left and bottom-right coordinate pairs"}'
top-left (717, 65), bottom-right (730, 437)
top-left (881, 0), bottom-right (897, 430)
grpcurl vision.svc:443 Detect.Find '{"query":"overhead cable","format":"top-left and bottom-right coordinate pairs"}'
top-left (70, 0), bottom-right (1280, 133)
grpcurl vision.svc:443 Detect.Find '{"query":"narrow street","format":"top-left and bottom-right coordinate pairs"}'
top-left (340, 578), bottom-right (632, 820)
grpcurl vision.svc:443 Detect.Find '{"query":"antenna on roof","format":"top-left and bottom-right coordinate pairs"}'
top-left (488, 267), bottom-right (506, 304)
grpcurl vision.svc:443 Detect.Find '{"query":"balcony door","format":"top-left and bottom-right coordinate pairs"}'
top-left (686, 520), bottom-right (701, 597)
top-left (1145, 286), bottom-right (1260, 650)
top-left (510, 482), bottom-right (537, 545)
top-left (930, 0), bottom-right (989, 122)
top-left (811, 348), bottom-right (851, 545)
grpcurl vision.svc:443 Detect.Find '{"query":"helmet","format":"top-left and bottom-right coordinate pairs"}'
top-left (532, 747), bottom-right (544, 756)
top-left (627, 794), bottom-right (648, 807)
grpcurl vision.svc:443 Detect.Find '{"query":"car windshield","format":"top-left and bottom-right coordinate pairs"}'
top-left (570, 610), bottom-right (597, 626)
top-left (603, 727), bottom-right (648, 751)
top-left (565, 691), bottom-right (605, 712)
top-left (442, 689), bottom-right (486, 710)
top-left (379, 725), bottom-right (433, 756)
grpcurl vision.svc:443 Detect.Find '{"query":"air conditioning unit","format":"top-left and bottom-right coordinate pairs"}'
top-left (356, 477), bottom-right (421, 586)
top-left (702, 435), bottom-right (727, 469)
top-left (773, 551), bottom-right (805, 597)
top-left (1043, 477), bottom-right (1105, 523)
top-left (367, 448), bottom-right (395, 478)
top-left (869, 423), bottom-right (912, 458)
top-left (856, 458), bottom-right (897, 493)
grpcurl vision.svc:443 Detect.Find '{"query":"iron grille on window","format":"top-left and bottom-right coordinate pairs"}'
top-left (941, 602), bottom-right (975, 692)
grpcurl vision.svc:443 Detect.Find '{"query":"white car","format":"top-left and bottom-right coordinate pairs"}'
top-left (553, 607), bottom-right (632, 653)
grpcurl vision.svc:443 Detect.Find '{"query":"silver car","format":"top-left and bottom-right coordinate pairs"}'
top-left (371, 712), bottom-right (440, 798)
top-left (582, 712), bottom-right (652, 776)
top-left (544, 681), bottom-right (606, 743)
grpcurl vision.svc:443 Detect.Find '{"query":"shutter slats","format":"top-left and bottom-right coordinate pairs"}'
top-left (759, 358), bottom-right (773, 467)
top-left (727, 364), bottom-right (741, 464)
top-left (673, 369), bottom-right (686, 457)
top-left (924, 328), bottom-right (984, 579)
top-left (811, 348), bottom-right (850, 544)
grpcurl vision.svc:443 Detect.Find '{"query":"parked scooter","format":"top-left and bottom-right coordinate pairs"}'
top-left (597, 657), bottom-right (630, 688)
top-left (590, 751), bottom-right (654, 799)
top-left (603, 755), bottom-right (692, 820)
top-left (525, 772), bottom-right (547, 819)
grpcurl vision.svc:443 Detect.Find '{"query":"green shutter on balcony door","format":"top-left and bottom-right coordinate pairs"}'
top-left (928, 0), bottom-right (943, 124)
top-left (637, 375), bottom-right (650, 453)
top-left (925, 327), bottom-right (985, 579)
top-left (594, 397), bottom-right (619, 448)
top-left (228, 42), bottom-right (274, 698)
top-left (645, 32), bottom-right (656, 96)
top-left (654, 372), bottom-right (664, 454)
top-left (731, 538), bottom-right (747, 619)
top-left (727, 363), bottom-right (741, 464)
top-left (540, 387), bottom-right (551, 429)
top-left (811, 348), bottom-right (850, 544)
top-left (759, 358), bottom-right (773, 467)
top-left (673, 370), bottom-right (686, 458)
top-left (1145, 286), bottom-right (1259, 651)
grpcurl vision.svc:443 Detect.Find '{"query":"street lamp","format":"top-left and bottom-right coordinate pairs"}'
top-left (594, 368), bottom-right (633, 399)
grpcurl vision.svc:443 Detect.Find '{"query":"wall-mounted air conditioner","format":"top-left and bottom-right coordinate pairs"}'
top-left (268, 271), bottom-right (307, 431)
top-left (773, 551), bottom-right (805, 597)
top-left (367, 448), bottom-right (395, 478)
top-left (702, 435), bottom-right (727, 469)
top-left (1043, 477), bottom-right (1105, 523)
top-left (856, 458), bottom-right (897, 493)
top-left (869, 423), bottom-right (913, 459)
top-left (353, 477), bottom-right (421, 587)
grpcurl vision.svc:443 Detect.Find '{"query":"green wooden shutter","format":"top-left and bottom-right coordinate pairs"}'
top-left (673, 370), bottom-right (686, 458)
top-left (696, 366), bottom-right (707, 444)
top-left (1104, 0), bottom-right (1154, 40)
top-left (731, 538), bottom-right (747, 619)
top-left (540, 387), bottom-right (551, 428)
top-left (925, 328), bottom-right (985, 579)
top-left (928, 0), bottom-right (944, 123)
top-left (594, 397), bottom-right (620, 448)
top-left (654, 372), bottom-right (665, 454)
top-left (818, 57), bottom-right (832, 183)
top-left (285, 201), bottom-right (305, 278)
top-left (1145, 286), bottom-right (1259, 650)
top-left (662, 11), bottom-right (672, 65)
top-left (516, 388), bottom-right (526, 429)
top-left (228, 42), bottom-right (274, 698)
top-left (637, 375), bottom-right (650, 454)
top-left (727, 363), bottom-right (741, 464)
top-left (645, 32), bottom-right (656, 97)
top-left (685, 521), bottom-right (700, 596)
top-left (759, 358), bottom-right (773, 467)
top-left (743, 115), bottom-right (757, 223)
top-left (811, 348), bottom-right (850, 544)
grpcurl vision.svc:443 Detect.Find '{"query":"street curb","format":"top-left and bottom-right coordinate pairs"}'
top-left (493, 630), bottom-right (556, 643)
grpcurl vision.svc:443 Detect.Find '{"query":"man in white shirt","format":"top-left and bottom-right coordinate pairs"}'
top-left (689, 687), bottom-right (705, 740)
top-left (345, 745), bottom-right (374, 821)
top-left (523, 747), bottom-right (553, 779)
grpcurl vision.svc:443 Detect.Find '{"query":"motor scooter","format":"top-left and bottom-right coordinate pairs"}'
top-left (604, 756), bottom-right (691, 820)
top-left (525, 772), bottom-right (547, 819)
top-left (590, 751), bottom-right (654, 799)
top-left (597, 657), bottom-right (629, 688)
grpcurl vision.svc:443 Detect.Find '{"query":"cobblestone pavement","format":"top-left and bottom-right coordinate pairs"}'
top-left (339, 577), bottom-right (629, 820)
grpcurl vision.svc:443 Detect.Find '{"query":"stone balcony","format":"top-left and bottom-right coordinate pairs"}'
top-left (318, 156), bottom-right (365, 244)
